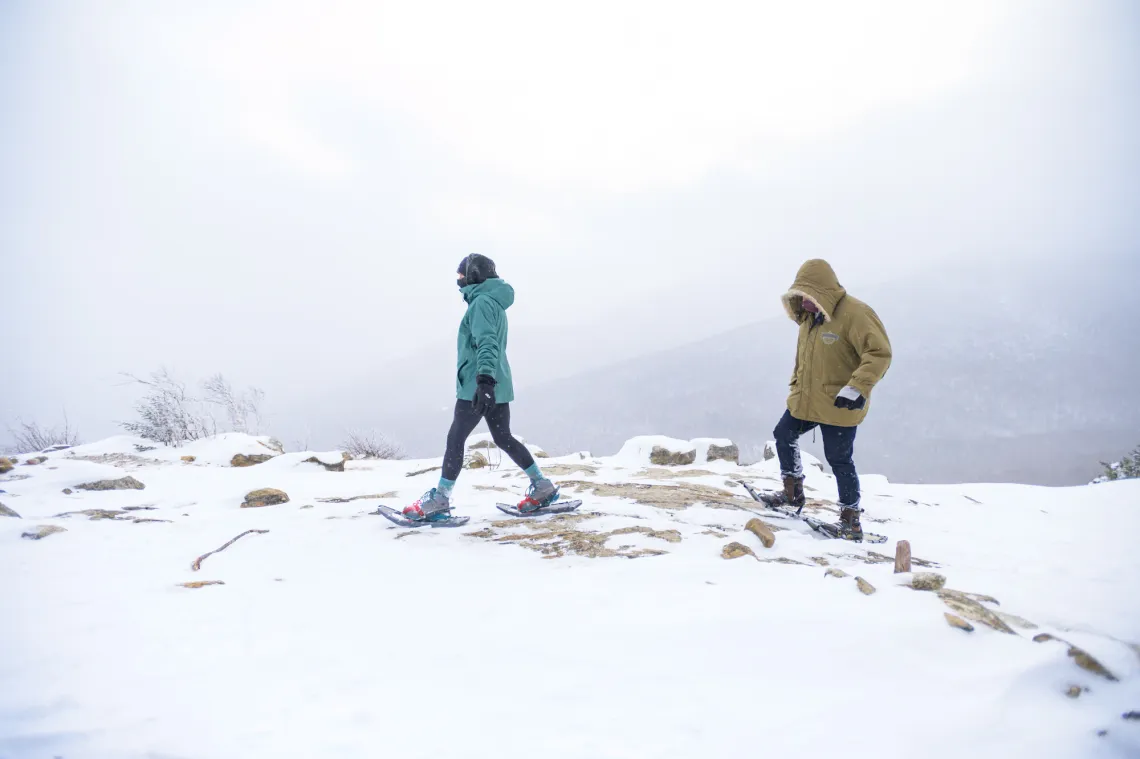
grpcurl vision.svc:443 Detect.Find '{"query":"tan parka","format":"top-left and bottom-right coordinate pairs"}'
top-left (782, 259), bottom-right (892, 427)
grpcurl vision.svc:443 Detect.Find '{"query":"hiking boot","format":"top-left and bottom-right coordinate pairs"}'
top-left (781, 475), bottom-right (806, 513)
top-left (403, 488), bottom-right (452, 521)
top-left (838, 503), bottom-right (864, 542)
top-left (517, 478), bottom-right (559, 513)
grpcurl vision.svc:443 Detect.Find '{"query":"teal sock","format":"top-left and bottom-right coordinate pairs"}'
top-left (524, 463), bottom-right (544, 483)
top-left (437, 478), bottom-right (456, 497)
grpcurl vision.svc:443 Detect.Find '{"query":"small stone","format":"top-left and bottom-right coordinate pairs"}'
top-left (909, 572), bottom-right (947, 591)
top-left (894, 540), bottom-right (912, 573)
top-left (231, 453), bottom-right (274, 467)
top-left (62, 488), bottom-right (73, 495)
top-left (1097, 730), bottom-right (1108, 738)
top-left (0, 502), bottom-right (20, 518)
top-left (855, 577), bottom-right (877, 595)
top-left (76, 476), bottom-right (146, 491)
top-left (21, 525), bottom-right (67, 540)
top-left (1066, 686), bottom-right (1082, 699)
top-left (179, 580), bottom-right (225, 589)
top-left (300, 504), bottom-right (314, 510)
top-left (744, 518), bottom-right (776, 548)
top-left (181, 455), bottom-right (196, 463)
top-left (825, 568), bottom-right (849, 579)
top-left (0, 457), bottom-right (14, 474)
top-left (945, 613), bottom-right (975, 632)
top-left (242, 488), bottom-right (290, 508)
top-left (22, 456), bottom-right (48, 466)
top-left (721, 542), bottom-right (756, 560)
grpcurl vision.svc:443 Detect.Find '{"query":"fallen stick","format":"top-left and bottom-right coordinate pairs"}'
top-left (191, 529), bottom-right (269, 571)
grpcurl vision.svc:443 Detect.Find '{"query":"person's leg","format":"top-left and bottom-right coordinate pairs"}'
top-left (773, 410), bottom-right (816, 506)
top-left (821, 423), bottom-right (862, 538)
top-left (439, 400), bottom-right (484, 493)
top-left (483, 403), bottom-right (538, 475)
top-left (820, 424), bottom-right (860, 507)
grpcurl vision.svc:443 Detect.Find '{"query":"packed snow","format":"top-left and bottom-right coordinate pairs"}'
top-left (1, 434), bottom-right (1138, 758)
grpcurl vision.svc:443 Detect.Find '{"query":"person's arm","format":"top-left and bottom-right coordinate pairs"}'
top-left (470, 299), bottom-right (505, 380)
top-left (845, 308), bottom-right (892, 397)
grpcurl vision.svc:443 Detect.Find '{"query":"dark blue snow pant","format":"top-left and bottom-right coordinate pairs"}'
top-left (773, 409), bottom-right (860, 508)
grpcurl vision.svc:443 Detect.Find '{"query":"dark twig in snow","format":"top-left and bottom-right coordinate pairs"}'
top-left (191, 529), bottom-right (270, 571)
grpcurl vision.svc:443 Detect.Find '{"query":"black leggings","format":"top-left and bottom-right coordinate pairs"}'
top-left (442, 400), bottom-right (535, 481)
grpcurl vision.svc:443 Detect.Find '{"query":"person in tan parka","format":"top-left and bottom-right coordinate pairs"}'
top-left (774, 259), bottom-right (891, 541)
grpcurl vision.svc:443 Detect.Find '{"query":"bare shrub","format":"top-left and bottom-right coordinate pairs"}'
top-left (120, 369), bottom-right (216, 446)
top-left (7, 414), bottom-right (81, 453)
top-left (340, 430), bottom-right (407, 460)
top-left (202, 374), bottom-right (265, 435)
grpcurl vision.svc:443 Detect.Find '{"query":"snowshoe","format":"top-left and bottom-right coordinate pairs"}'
top-left (738, 481), bottom-right (887, 544)
top-left (496, 480), bottom-right (582, 517)
top-left (373, 504), bottom-right (470, 528)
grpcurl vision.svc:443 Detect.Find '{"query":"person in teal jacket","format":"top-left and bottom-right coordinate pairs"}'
top-left (403, 254), bottom-right (558, 522)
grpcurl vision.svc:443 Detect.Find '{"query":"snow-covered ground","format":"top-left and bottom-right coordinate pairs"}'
top-left (2, 434), bottom-right (1138, 759)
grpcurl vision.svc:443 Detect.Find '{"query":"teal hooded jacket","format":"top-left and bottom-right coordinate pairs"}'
top-left (456, 278), bottom-right (515, 404)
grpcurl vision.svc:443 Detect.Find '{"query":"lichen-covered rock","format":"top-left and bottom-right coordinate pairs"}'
top-left (651, 446), bottom-right (697, 467)
top-left (62, 488), bottom-right (73, 495)
top-left (77, 476), bottom-right (146, 491)
top-left (231, 453), bottom-right (274, 467)
top-left (22, 525), bottom-right (67, 540)
top-left (721, 542), bottom-right (756, 560)
top-left (909, 572), bottom-right (948, 591)
top-left (241, 488), bottom-right (290, 508)
top-left (0, 457), bottom-right (14, 474)
top-left (1065, 685), bottom-right (1084, 699)
top-left (0, 502), bottom-right (21, 518)
top-left (1032, 635), bottom-right (1119, 681)
top-left (945, 613), bottom-right (974, 632)
top-left (825, 568), bottom-right (849, 579)
top-left (181, 455), bottom-right (197, 463)
top-left (855, 577), bottom-right (877, 595)
top-left (179, 580), bottom-right (225, 589)
top-left (939, 590), bottom-right (1015, 634)
top-left (744, 518), bottom-right (775, 548)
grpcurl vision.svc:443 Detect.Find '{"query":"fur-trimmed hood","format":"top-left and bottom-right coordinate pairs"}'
top-left (781, 259), bottom-right (846, 323)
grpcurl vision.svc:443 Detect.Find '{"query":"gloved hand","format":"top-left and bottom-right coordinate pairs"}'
top-left (834, 385), bottom-right (866, 411)
top-left (472, 374), bottom-right (497, 415)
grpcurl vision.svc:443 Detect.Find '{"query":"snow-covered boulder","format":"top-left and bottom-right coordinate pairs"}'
top-left (76, 476), bottom-right (146, 491)
top-left (691, 438), bottom-right (739, 465)
top-left (614, 436), bottom-right (697, 467)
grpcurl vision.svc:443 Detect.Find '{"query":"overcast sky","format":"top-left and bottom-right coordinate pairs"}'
top-left (2, 0), bottom-right (1138, 448)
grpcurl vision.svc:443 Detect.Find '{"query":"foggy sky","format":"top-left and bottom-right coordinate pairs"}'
top-left (3, 0), bottom-right (1139, 453)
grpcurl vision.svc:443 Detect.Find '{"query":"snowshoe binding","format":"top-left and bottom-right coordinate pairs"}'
top-left (496, 480), bottom-right (583, 517)
top-left (373, 489), bottom-right (471, 528)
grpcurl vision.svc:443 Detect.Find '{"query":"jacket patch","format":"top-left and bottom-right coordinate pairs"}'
top-left (821, 332), bottom-right (840, 345)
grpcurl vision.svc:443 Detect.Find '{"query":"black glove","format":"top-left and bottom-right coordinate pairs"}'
top-left (472, 374), bottom-right (497, 415)
top-left (834, 385), bottom-right (866, 411)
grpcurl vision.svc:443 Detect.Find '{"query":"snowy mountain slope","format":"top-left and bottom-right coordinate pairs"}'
top-left (2, 434), bottom-right (1138, 759)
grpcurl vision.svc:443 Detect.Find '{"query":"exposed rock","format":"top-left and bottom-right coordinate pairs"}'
top-left (0, 502), bottom-right (20, 518)
top-left (0, 457), bottom-right (14, 474)
top-left (405, 465), bottom-right (442, 478)
top-left (650, 446), bottom-right (697, 467)
top-left (304, 456), bottom-right (346, 472)
top-left (22, 525), bottom-right (67, 540)
top-left (811, 556), bottom-right (830, 566)
top-left (945, 613), bottom-right (975, 632)
top-left (938, 590), bottom-right (1015, 634)
top-left (76, 476), bottom-right (146, 491)
top-left (300, 504), bottom-right (314, 510)
top-left (55, 509), bottom-right (127, 521)
top-left (908, 572), bottom-right (948, 591)
top-left (23, 456), bottom-right (48, 466)
top-left (231, 453), bottom-right (274, 467)
top-left (610, 526), bottom-right (682, 544)
top-left (1066, 686), bottom-right (1084, 699)
top-left (560, 480), bottom-right (748, 511)
top-left (636, 467), bottom-right (718, 480)
top-left (179, 581), bottom-right (225, 589)
top-left (744, 518), bottom-right (776, 548)
top-left (62, 488), bottom-right (73, 495)
top-left (241, 488), bottom-right (290, 508)
top-left (484, 514), bottom-right (675, 560)
top-left (722, 542), bottom-right (756, 560)
top-left (534, 450), bottom-right (550, 459)
top-left (181, 455), bottom-right (196, 463)
top-left (315, 493), bottom-right (397, 503)
top-left (855, 577), bottom-right (877, 595)
top-left (132, 518), bottom-right (172, 524)
top-left (762, 441), bottom-right (778, 461)
top-left (1123, 712), bottom-right (1140, 721)
top-left (995, 612), bottom-right (1039, 630)
top-left (706, 444), bottom-right (739, 464)
top-left (825, 568), bottom-right (849, 579)
top-left (466, 452), bottom-right (489, 469)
